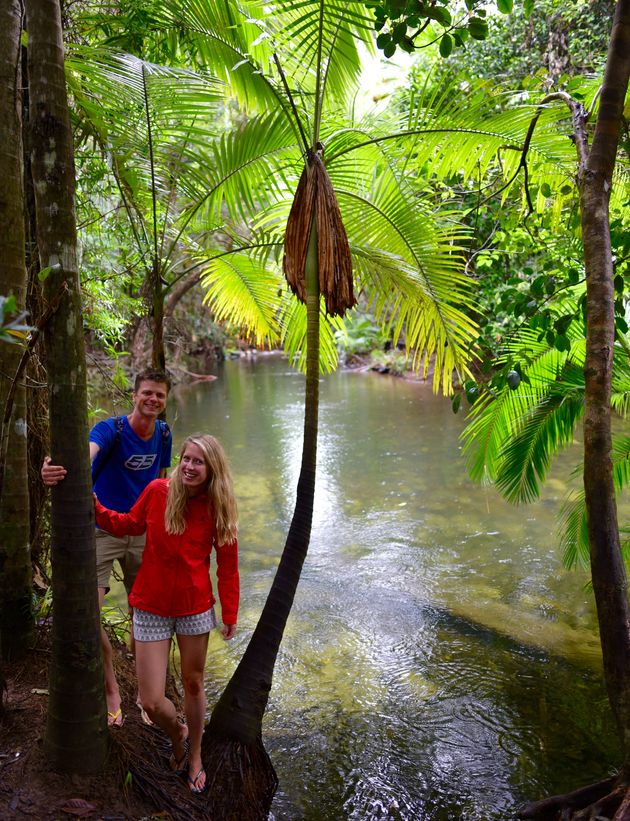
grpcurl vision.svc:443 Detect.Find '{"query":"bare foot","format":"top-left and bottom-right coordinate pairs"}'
top-left (106, 693), bottom-right (123, 727)
top-left (107, 708), bottom-right (124, 727)
top-left (169, 722), bottom-right (189, 774)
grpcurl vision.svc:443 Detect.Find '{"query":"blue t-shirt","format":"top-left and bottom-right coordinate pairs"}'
top-left (90, 416), bottom-right (172, 513)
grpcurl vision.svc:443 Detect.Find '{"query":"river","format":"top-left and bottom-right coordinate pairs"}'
top-left (107, 354), bottom-right (620, 820)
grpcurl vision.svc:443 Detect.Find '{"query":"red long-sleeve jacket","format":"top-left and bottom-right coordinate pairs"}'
top-left (94, 478), bottom-right (239, 624)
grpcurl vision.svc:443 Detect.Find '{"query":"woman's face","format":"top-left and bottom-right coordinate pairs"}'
top-left (180, 443), bottom-right (209, 495)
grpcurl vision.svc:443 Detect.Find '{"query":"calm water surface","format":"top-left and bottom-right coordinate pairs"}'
top-left (108, 355), bottom-right (620, 820)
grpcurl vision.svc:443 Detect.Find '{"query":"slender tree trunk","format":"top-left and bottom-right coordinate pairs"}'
top-left (0, 0), bottom-right (34, 662)
top-left (581, 0), bottom-right (630, 764)
top-left (200, 209), bottom-right (321, 821)
top-left (25, 0), bottom-right (107, 772)
top-left (150, 258), bottom-right (166, 371)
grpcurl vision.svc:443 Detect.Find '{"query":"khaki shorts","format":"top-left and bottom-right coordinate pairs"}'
top-left (95, 528), bottom-right (146, 593)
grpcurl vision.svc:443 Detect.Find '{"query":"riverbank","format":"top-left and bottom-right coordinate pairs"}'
top-left (0, 626), bottom-right (201, 821)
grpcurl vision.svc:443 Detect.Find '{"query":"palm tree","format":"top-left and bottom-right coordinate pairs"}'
top-left (64, 2), bottom-right (486, 811)
top-left (0, 0), bottom-right (34, 662)
top-left (66, 50), bottom-right (226, 371)
top-left (118, 1), bottom-right (480, 817)
top-left (25, 0), bottom-right (108, 773)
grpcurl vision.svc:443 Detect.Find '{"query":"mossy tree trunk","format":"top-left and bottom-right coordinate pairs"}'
top-left (25, 0), bottom-right (107, 772)
top-left (0, 0), bottom-right (34, 663)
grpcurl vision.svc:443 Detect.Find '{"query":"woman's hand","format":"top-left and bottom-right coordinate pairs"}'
top-left (221, 624), bottom-right (236, 640)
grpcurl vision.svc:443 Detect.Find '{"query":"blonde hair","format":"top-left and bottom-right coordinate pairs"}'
top-left (164, 434), bottom-right (238, 544)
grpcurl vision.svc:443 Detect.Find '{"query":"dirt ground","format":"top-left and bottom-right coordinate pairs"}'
top-left (0, 627), bottom-right (200, 821)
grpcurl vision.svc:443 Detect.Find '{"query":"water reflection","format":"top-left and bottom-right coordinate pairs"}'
top-left (106, 355), bottom-right (621, 820)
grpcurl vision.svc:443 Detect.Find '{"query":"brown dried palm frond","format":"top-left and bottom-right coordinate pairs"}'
top-left (283, 148), bottom-right (356, 317)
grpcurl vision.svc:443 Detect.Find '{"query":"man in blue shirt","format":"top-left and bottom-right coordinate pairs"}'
top-left (42, 368), bottom-right (172, 726)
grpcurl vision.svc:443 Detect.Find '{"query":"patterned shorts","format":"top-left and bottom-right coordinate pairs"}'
top-left (133, 607), bottom-right (217, 642)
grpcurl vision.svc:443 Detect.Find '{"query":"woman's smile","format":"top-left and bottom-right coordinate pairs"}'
top-left (180, 443), bottom-right (209, 492)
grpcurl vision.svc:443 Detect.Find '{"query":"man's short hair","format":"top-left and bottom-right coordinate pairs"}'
top-left (134, 368), bottom-right (171, 393)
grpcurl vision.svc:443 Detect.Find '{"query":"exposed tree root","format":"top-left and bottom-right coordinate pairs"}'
top-left (112, 717), bottom-right (210, 821)
top-left (110, 638), bottom-right (212, 821)
top-left (517, 775), bottom-right (630, 821)
top-left (199, 734), bottom-right (279, 821)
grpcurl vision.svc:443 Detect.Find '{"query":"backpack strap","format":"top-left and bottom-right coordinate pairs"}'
top-left (158, 419), bottom-right (171, 467)
top-left (92, 416), bottom-right (125, 485)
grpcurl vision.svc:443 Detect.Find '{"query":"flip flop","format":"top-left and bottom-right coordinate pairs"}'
top-left (188, 768), bottom-right (207, 795)
top-left (169, 738), bottom-right (189, 776)
top-left (107, 708), bottom-right (124, 728)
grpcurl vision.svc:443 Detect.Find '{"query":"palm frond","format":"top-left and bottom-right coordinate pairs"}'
top-left (199, 252), bottom-right (283, 347)
top-left (494, 389), bottom-right (584, 503)
top-left (559, 490), bottom-right (590, 570)
top-left (268, 0), bottom-right (373, 119)
top-left (461, 334), bottom-right (585, 482)
top-left (558, 434), bottom-right (630, 569)
top-left (178, 111), bottom-right (300, 230)
top-left (153, 0), bottom-right (280, 111)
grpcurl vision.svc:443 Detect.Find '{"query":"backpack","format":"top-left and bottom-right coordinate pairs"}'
top-left (92, 416), bottom-right (171, 484)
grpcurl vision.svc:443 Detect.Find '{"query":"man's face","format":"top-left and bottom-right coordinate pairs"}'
top-left (132, 380), bottom-right (169, 419)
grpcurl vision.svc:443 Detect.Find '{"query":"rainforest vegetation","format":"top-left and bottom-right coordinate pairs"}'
top-left (0, 0), bottom-right (629, 819)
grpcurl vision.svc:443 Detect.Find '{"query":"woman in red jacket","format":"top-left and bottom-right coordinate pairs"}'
top-left (94, 433), bottom-right (239, 795)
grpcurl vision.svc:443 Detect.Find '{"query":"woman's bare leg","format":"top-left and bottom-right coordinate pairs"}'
top-left (135, 637), bottom-right (188, 764)
top-left (176, 632), bottom-right (210, 790)
top-left (99, 587), bottom-right (122, 725)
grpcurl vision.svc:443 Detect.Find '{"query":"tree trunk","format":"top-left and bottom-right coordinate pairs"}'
top-left (25, 0), bottom-right (107, 772)
top-left (151, 260), bottom-right (166, 371)
top-left (580, 0), bottom-right (630, 764)
top-left (200, 208), bottom-right (321, 820)
top-left (0, 0), bottom-right (34, 662)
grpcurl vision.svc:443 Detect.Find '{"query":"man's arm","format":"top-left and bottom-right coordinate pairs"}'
top-left (41, 442), bottom-right (101, 486)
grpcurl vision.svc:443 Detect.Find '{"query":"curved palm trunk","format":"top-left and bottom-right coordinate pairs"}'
top-left (25, 0), bottom-right (107, 772)
top-left (580, 0), bottom-right (630, 764)
top-left (200, 218), bottom-right (320, 820)
top-left (0, 0), bottom-right (34, 662)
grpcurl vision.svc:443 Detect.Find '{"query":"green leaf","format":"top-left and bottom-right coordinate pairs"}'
top-left (530, 276), bottom-right (545, 298)
top-left (554, 334), bottom-right (570, 352)
top-left (399, 36), bottom-right (415, 53)
top-left (429, 6), bottom-right (452, 26)
top-left (554, 315), bottom-right (573, 335)
top-left (540, 182), bottom-right (552, 197)
top-left (452, 392), bottom-right (462, 413)
top-left (439, 33), bottom-right (453, 58)
top-left (392, 21), bottom-right (407, 42)
top-left (467, 17), bottom-right (488, 39)
top-left (524, 0), bottom-right (535, 17)
top-left (497, 0), bottom-right (513, 12)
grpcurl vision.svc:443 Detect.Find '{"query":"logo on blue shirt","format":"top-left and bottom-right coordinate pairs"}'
top-left (125, 454), bottom-right (158, 470)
